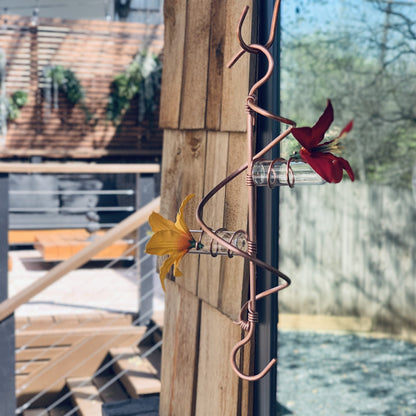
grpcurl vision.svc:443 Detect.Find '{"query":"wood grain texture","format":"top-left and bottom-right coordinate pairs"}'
top-left (67, 378), bottom-right (103, 416)
top-left (195, 301), bottom-right (242, 416)
top-left (159, 279), bottom-right (200, 416)
top-left (220, 0), bottom-right (253, 133)
top-left (16, 325), bottom-right (145, 406)
top-left (179, 0), bottom-right (212, 130)
top-left (0, 162), bottom-right (159, 174)
top-left (197, 131), bottom-right (229, 307)
top-left (159, 129), bottom-right (207, 295)
top-left (206, 0), bottom-right (227, 130)
top-left (220, 132), bottom-right (249, 320)
top-left (159, 0), bottom-right (187, 129)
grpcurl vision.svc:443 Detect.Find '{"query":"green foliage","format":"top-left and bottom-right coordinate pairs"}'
top-left (106, 51), bottom-right (162, 125)
top-left (45, 65), bottom-right (92, 122)
top-left (281, 1), bottom-right (416, 189)
top-left (7, 90), bottom-right (28, 120)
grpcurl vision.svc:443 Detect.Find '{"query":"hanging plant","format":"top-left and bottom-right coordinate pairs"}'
top-left (44, 65), bottom-right (92, 122)
top-left (7, 90), bottom-right (28, 121)
top-left (106, 51), bottom-right (162, 126)
top-left (0, 90), bottom-right (28, 121)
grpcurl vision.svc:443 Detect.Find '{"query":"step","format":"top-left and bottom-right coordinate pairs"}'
top-left (137, 343), bottom-right (162, 379)
top-left (23, 410), bottom-right (47, 416)
top-left (67, 377), bottom-right (103, 416)
top-left (93, 371), bottom-right (129, 404)
top-left (49, 402), bottom-right (75, 416)
top-left (110, 347), bottom-right (161, 397)
top-left (16, 320), bottom-right (146, 405)
top-left (102, 396), bottom-right (159, 416)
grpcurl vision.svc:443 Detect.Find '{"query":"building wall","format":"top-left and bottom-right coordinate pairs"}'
top-left (0, 14), bottom-right (163, 159)
top-left (158, 0), bottom-right (255, 414)
top-left (1, 0), bottom-right (162, 23)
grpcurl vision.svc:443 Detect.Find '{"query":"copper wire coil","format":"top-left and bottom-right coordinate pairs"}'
top-left (265, 157), bottom-right (295, 188)
top-left (247, 308), bottom-right (259, 323)
top-left (246, 173), bottom-right (255, 186)
top-left (247, 239), bottom-right (256, 256)
top-left (239, 320), bottom-right (251, 332)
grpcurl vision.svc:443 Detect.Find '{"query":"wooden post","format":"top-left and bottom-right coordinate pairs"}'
top-left (0, 173), bottom-right (16, 415)
top-left (137, 174), bottom-right (157, 325)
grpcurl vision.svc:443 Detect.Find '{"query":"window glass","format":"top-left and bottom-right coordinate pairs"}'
top-left (278, 1), bottom-right (416, 413)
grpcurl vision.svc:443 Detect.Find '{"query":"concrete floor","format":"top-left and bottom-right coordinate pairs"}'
top-left (8, 249), bottom-right (165, 317)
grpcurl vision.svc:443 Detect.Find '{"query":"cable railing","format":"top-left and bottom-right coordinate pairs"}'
top-left (0, 163), bottom-right (162, 415)
top-left (7, 164), bottom-right (158, 231)
top-left (8, 197), bottom-right (162, 414)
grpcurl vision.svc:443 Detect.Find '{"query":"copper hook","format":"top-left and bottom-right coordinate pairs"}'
top-left (230, 321), bottom-right (277, 382)
top-left (230, 275), bottom-right (290, 381)
top-left (227, 0), bottom-right (282, 68)
top-left (246, 44), bottom-right (296, 126)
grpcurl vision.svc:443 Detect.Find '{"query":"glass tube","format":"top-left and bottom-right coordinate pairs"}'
top-left (252, 160), bottom-right (326, 187)
top-left (189, 229), bottom-right (248, 256)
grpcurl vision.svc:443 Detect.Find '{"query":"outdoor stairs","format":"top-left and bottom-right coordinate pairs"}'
top-left (19, 312), bottom-right (163, 416)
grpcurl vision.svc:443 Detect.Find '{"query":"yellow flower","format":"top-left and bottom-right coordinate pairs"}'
top-left (145, 194), bottom-right (196, 291)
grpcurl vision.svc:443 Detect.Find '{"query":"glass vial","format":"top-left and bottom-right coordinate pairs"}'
top-left (252, 160), bottom-right (326, 187)
top-left (189, 229), bottom-right (248, 256)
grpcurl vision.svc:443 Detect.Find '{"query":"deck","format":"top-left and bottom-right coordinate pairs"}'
top-left (9, 248), bottom-right (164, 415)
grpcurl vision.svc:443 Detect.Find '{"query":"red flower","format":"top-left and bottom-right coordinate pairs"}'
top-left (291, 100), bottom-right (355, 183)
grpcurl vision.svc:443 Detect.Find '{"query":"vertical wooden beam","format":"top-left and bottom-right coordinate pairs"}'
top-left (0, 173), bottom-right (16, 415)
top-left (194, 301), bottom-right (241, 416)
top-left (197, 131), bottom-right (229, 307)
top-left (179, 0), bottom-right (212, 129)
top-left (137, 174), bottom-right (156, 325)
top-left (159, 129), bottom-right (207, 295)
top-left (220, 132), bottom-right (249, 320)
top-left (159, 0), bottom-right (187, 129)
top-left (159, 279), bottom-right (200, 416)
top-left (206, 0), bottom-right (227, 130)
top-left (220, 0), bottom-right (253, 132)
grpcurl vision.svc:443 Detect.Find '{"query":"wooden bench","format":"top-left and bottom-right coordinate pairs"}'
top-left (34, 230), bottom-right (134, 262)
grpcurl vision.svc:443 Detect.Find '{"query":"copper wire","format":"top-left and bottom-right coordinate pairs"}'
top-left (195, 0), bottom-right (293, 382)
top-left (286, 157), bottom-right (296, 188)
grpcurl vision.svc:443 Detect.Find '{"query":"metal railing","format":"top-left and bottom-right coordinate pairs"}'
top-left (0, 162), bottom-right (162, 415)
top-left (13, 224), bottom-right (162, 414)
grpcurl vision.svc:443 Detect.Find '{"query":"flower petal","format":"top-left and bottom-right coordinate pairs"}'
top-left (145, 229), bottom-right (192, 256)
top-left (292, 100), bottom-right (334, 149)
top-left (159, 254), bottom-right (176, 291)
top-left (159, 250), bottom-right (187, 291)
top-left (300, 150), bottom-right (342, 183)
top-left (311, 99), bottom-right (334, 142)
top-left (337, 120), bottom-right (353, 139)
top-left (336, 157), bottom-right (355, 181)
top-left (148, 211), bottom-right (175, 233)
top-left (290, 126), bottom-right (315, 149)
top-left (173, 251), bottom-right (187, 277)
top-left (175, 194), bottom-right (194, 237)
top-left (300, 150), bottom-right (354, 183)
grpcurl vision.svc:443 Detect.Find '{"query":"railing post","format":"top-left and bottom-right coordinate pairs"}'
top-left (136, 173), bottom-right (157, 325)
top-left (0, 173), bottom-right (16, 415)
